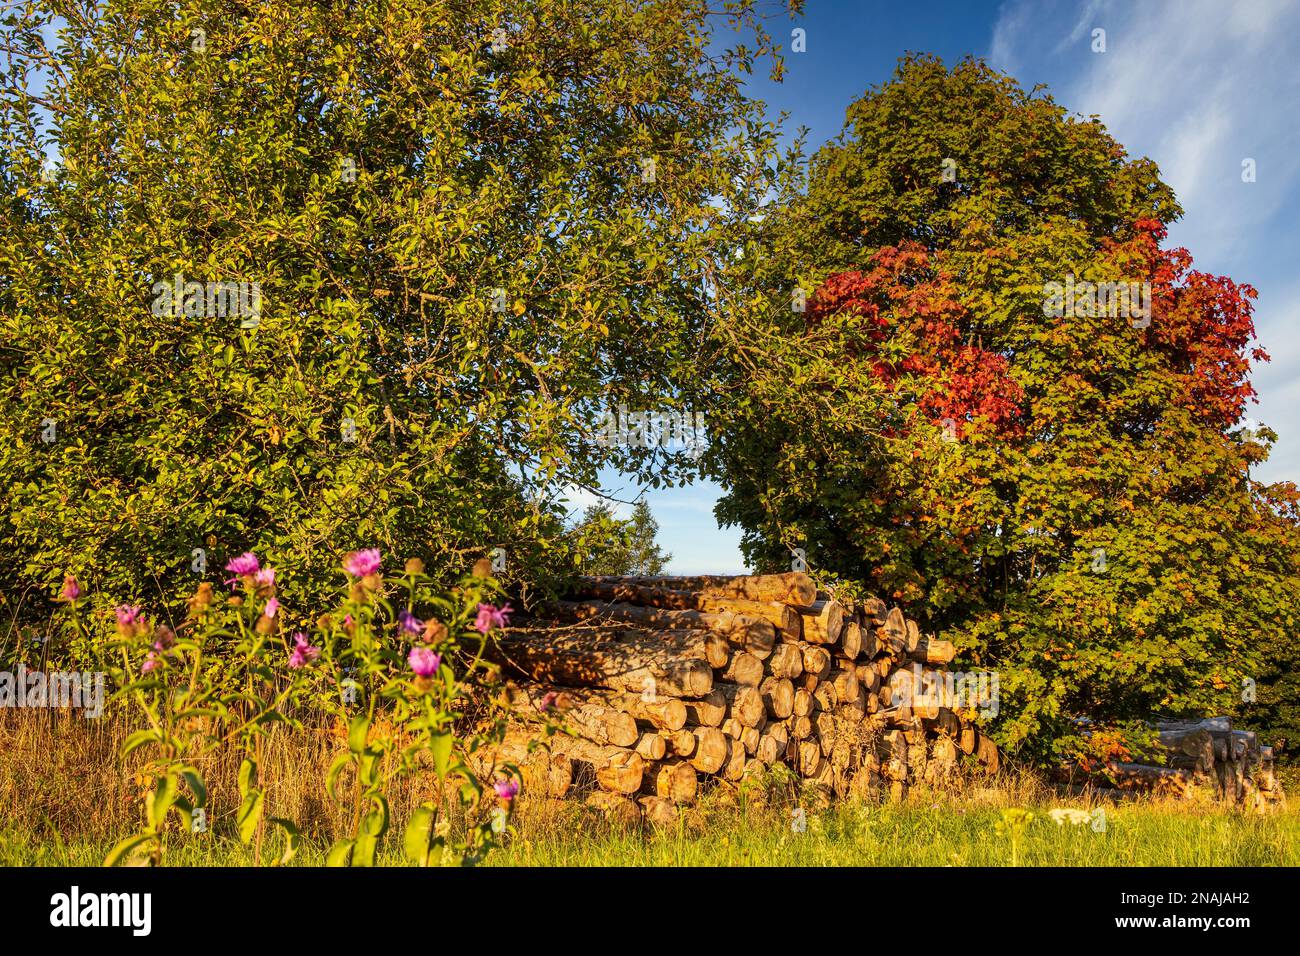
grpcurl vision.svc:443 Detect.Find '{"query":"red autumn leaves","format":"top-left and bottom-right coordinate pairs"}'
top-left (806, 243), bottom-right (1023, 441)
top-left (807, 221), bottom-right (1262, 441)
top-left (1117, 219), bottom-right (1262, 429)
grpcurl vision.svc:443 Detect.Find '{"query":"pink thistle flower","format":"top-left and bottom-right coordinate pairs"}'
top-left (493, 778), bottom-right (519, 802)
top-left (153, 625), bottom-right (176, 651)
top-left (141, 652), bottom-right (161, 674)
top-left (538, 691), bottom-right (559, 713)
top-left (225, 552), bottom-right (261, 579)
top-left (254, 567), bottom-right (276, 589)
top-left (398, 610), bottom-right (423, 635)
top-left (115, 605), bottom-right (142, 627)
top-left (473, 602), bottom-right (512, 634)
top-left (263, 597), bottom-right (280, 619)
top-left (408, 646), bottom-right (441, 678)
top-left (60, 575), bottom-right (82, 602)
top-left (344, 548), bottom-right (382, 578)
top-left (288, 632), bottom-right (320, 669)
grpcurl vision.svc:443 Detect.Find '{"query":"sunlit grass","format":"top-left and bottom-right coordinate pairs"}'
top-left (5, 790), bottom-right (1294, 867)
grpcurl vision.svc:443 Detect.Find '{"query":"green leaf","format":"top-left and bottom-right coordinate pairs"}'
top-left (351, 831), bottom-right (377, 867)
top-left (326, 752), bottom-right (351, 803)
top-left (146, 773), bottom-right (178, 829)
top-left (403, 805), bottom-right (438, 866)
top-left (348, 713), bottom-right (369, 753)
top-left (325, 838), bottom-right (354, 867)
top-left (179, 766), bottom-right (207, 808)
top-left (236, 789), bottom-right (265, 845)
top-left (238, 757), bottom-right (257, 799)
top-left (267, 817), bottom-right (301, 866)
top-left (120, 729), bottom-right (160, 758)
top-left (104, 833), bottom-right (156, 868)
top-left (430, 730), bottom-right (453, 777)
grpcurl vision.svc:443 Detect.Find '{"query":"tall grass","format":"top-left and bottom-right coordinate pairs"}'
top-left (2, 710), bottom-right (1294, 867)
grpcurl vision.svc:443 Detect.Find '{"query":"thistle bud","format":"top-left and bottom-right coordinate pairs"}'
top-left (404, 557), bottom-right (426, 575)
top-left (422, 619), bottom-right (448, 644)
top-left (188, 581), bottom-right (214, 615)
top-left (471, 557), bottom-right (494, 579)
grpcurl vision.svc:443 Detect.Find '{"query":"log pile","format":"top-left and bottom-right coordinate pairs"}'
top-left (485, 572), bottom-right (1000, 822)
top-left (1102, 717), bottom-right (1285, 808)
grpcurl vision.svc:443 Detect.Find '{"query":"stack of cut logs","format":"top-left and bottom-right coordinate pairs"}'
top-left (1103, 717), bottom-right (1285, 809)
top-left (483, 572), bottom-right (1000, 825)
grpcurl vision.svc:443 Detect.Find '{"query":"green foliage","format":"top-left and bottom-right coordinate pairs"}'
top-left (706, 54), bottom-right (1300, 762)
top-left (573, 499), bottom-right (672, 575)
top-left (0, 0), bottom-right (783, 618)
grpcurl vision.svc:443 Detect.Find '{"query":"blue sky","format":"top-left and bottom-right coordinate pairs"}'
top-left (573, 0), bottom-right (1300, 574)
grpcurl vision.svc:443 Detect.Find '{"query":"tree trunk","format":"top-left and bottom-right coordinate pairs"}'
top-left (643, 758), bottom-right (698, 804)
top-left (719, 650), bottom-right (764, 686)
top-left (800, 599), bottom-right (844, 645)
top-left (759, 676), bottom-right (795, 719)
top-left (549, 738), bottom-right (645, 794)
top-left (691, 726), bottom-right (729, 773)
top-left (767, 642), bottom-right (805, 680)
top-left (718, 681), bottom-right (766, 728)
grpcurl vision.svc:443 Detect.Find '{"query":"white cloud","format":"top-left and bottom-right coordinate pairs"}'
top-left (992, 0), bottom-right (1300, 484)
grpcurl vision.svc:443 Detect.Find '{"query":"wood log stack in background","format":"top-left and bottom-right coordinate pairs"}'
top-left (484, 572), bottom-right (1000, 823)
top-left (1102, 717), bottom-right (1285, 809)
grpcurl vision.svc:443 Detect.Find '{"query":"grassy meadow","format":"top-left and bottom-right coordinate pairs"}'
top-left (1, 711), bottom-right (1293, 868)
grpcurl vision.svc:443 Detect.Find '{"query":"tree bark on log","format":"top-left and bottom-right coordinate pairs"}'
top-left (792, 687), bottom-right (814, 717)
top-left (493, 627), bottom-right (714, 698)
top-left (635, 731), bottom-right (668, 761)
top-left (638, 794), bottom-right (678, 826)
top-left (798, 643), bottom-right (832, 681)
top-left (719, 650), bottom-right (764, 686)
top-left (549, 738), bottom-right (645, 794)
top-left (586, 791), bottom-right (642, 824)
top-left (552, 600), bottom-right (776, 659)
top-left (718, 681), bottom-right (767, 728)
top-left (666, 728), bottom-right (696, 758)
top-left (502, 682), bottom-right (639, 748)
top-left (570, 690), bottom-right (687, 732)
top-left (840, 621), bottom-right (863, 660)
top-left (581, 572), bottom-right (816, 607)
top-left (642, 758), bottom-right (698, 804)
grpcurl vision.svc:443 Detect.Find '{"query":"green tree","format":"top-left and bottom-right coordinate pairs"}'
top-left (0, 0), bottom-right (784, 624)
top-left (573, 499), bottom-right (672, 575)
top-left (705, 55), bottom-right (1300, 762)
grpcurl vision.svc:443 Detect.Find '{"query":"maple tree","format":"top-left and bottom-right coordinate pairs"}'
top-left (705, 55), bottom-right (1300, 761)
